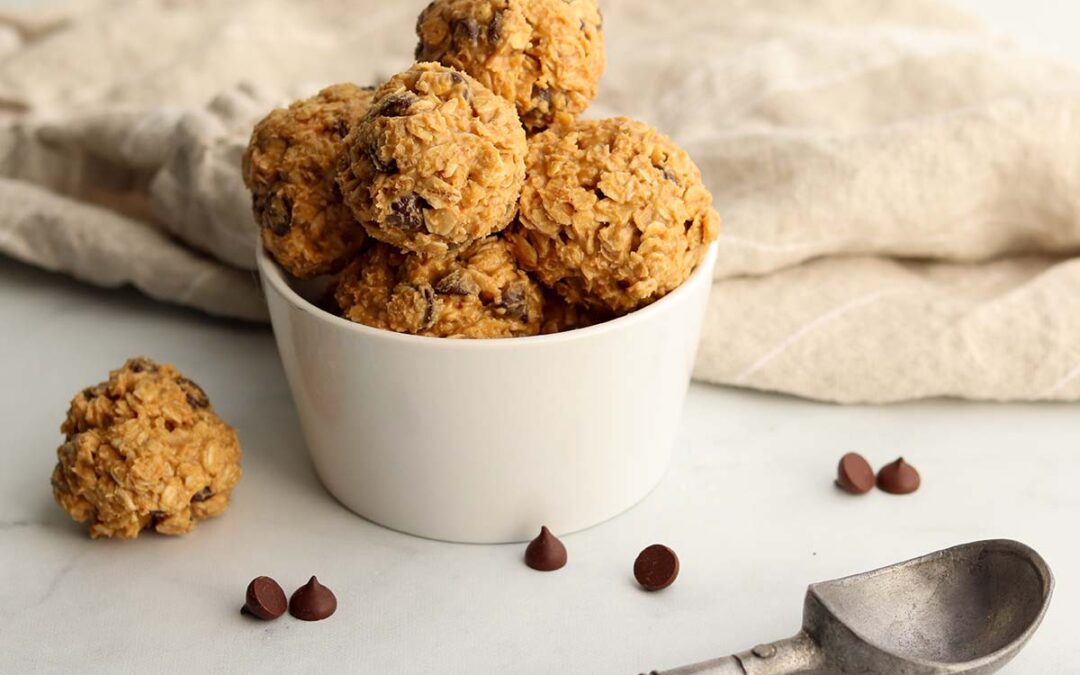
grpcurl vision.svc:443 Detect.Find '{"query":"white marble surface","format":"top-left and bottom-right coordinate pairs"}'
top-left (2, 256), bottom-right (1078, 673)
top-left (3, 1), bottom-right (1080, 673)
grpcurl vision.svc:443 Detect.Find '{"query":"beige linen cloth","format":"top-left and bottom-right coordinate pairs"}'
top-left (2, 0), bottom-right (1079, 403)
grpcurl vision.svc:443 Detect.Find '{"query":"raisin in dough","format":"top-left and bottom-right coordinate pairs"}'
top-left (243, 83), bottom-right (374, 278)
top-left (338, 62), bottom-right (527, 258)
top-left (335, 237), bottom-right (543, 338)
top-left (51, 358), bottom-right (242, 539)
top-left (509, 117), bottom-right (720, 313)
top-left (416, 0), bottom-right (604, 132)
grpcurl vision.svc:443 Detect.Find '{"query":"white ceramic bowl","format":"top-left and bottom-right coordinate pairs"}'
top-left (257, 242), bottom-right (718, 543)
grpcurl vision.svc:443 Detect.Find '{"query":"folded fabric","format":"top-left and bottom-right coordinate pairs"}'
top-left (1, 0), bottom-right (1078, 403)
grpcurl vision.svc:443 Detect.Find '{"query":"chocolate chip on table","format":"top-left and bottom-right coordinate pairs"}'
top-left (524, 526), bottom-right (567, 571)
top-left (835, 452), bottom-right (875, 495)
top-left (289, 576), bottom-right (337, 621)
top-left (387, 194), bottom-right (431, 231)
top-left (243, 576), bottom-right (288, 621)
top-left (634, 544), bottom-right (679, 591)
top-left (877, 457), bottom-right (921, 495)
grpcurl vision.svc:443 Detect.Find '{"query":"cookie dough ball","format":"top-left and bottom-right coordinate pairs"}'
top-left (335, 237), bottom-right (543, 338)
top-left (243, 83), bottom-right (375, 278)
top-left (509, 117), bottom-right (720, 314)
top-left (415, 0), bottom-right (604, 131)
top-left (51, 358), bottom-right (242, 539)
top-left (338, 62), bottom-right (527, 258)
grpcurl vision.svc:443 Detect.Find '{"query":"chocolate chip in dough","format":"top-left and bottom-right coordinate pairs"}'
top-left (488, 11), bottom-right (504, 43)
top-left (524, 526), bottom-right (567, 571)
top-left (501, 283), bottom-right (530, 321)
top-left (877, 458), bottom-right (921, 495)
top-left (835, 452), bottom-right (875, 495)
top-left (242, 576), bottom-right (288, 621)
top-left (289, 576), bottom-right (337, 622)
top-left (452, 18), bottom-right (481, 45)
top-left (379, 93), bottom-right (415, 117)
top-left (634, 544), bottom-right (679, 591)
top-left (367, 144), bottom-right (398, 175)
top-left (387, 194), bottom-right (431, 231)
top-left (263, 191), bottom-right (293, 236)
top-left (435, 269), bottom-right (480, 296)
top-left (190, 486), bottom-right (213, 503)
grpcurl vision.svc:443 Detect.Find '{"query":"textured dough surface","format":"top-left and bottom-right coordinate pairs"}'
top-left (338, 62), bottom-right (527, 258)
top-left (416, 0), bottom-right (604, 132)
top-left (51, 358), bottom-right (242, 539)
top-left (243, 83), bottom-right (374, 278)
top-left (336, 237), bottom-right (543, 338)
top-left (509, 117), bottom-right (720, 313)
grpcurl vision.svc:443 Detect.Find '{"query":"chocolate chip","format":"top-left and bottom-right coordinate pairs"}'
top-left (488, 11), bottom-right (504, 43)
top-left (243, 576), bottom-right (287, 621)
top-left (378, 93), bottom-right (414, 117)
top-left (835, 452), bottom-right (874, 495)
top-left (262, 191), bottom-right (293, 236)
top-left (501, 282), bottom-right (530, 321)
top-left (419, 284), bottom-right (438, 329)
top-left (532, 86), bottom-right (551, 105)
top-left (191, 486), bottom-right (213, 503)
top-left (524, 526), bottom-right (567, 571)
top-left (176, 377), bottom-right (209, 409)
top-left (662, 168), bottom-right (680, 186)
top-left (450, 71), bottom-right (471, 101)
top-left (634, 544), bottom-right (679, 591)
top-left (333, 118), bottom-right (350, 138)
top-left (128, 357), bottom-right (158, 374)
top-left (149, 510), bottom-right (167, 527)
top-left (366, 143), bottom-right (398, 174)
top-left (387, 194), bottom-right (430, 232)
top-left (452, 18), bottom-right (480, 44)
top-left (289, 576), bottom-right (337, 621)
top-left (877, 457), bottom-right (921, 495)
top-left (435, 269), bottom-right (480, 296)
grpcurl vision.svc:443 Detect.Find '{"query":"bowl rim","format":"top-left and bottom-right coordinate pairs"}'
top-left (257, 240), bottom-right (719, 350)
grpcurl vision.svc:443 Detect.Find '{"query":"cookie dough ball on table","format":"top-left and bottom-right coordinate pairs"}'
top-left (509, 117), bottom-right (720, 314)
top-left (243, 83), bottom-right (374, 278)
top-left (415, 0), bottom-right (604, 132)
top-left (51, 358), bottom-right (242, 539)
top-left (338, 63), bottom-right (527, 258)
top-left (335, 237), bottom-right (543, 338)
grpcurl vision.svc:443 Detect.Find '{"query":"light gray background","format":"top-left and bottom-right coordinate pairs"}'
top-left (2, 2), bottom-right (1078, 673)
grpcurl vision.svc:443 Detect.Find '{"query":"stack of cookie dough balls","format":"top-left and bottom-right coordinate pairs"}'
top-left (244, 0), bottom-right (718, 339)
top-left (51, 358), bottom-right (242, 539)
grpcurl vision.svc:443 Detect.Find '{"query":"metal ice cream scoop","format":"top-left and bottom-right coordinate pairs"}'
top-left (647, 540), bottom-right (1052, 675)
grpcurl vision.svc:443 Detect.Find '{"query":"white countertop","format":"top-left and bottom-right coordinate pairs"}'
top-left (3, 2), bottom-right (1079, 673)
top-left (2, 256), bottom-right (1077, 674)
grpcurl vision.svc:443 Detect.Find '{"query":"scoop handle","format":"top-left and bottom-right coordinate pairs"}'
top-left (643, 632), bottom-right (824, 675)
